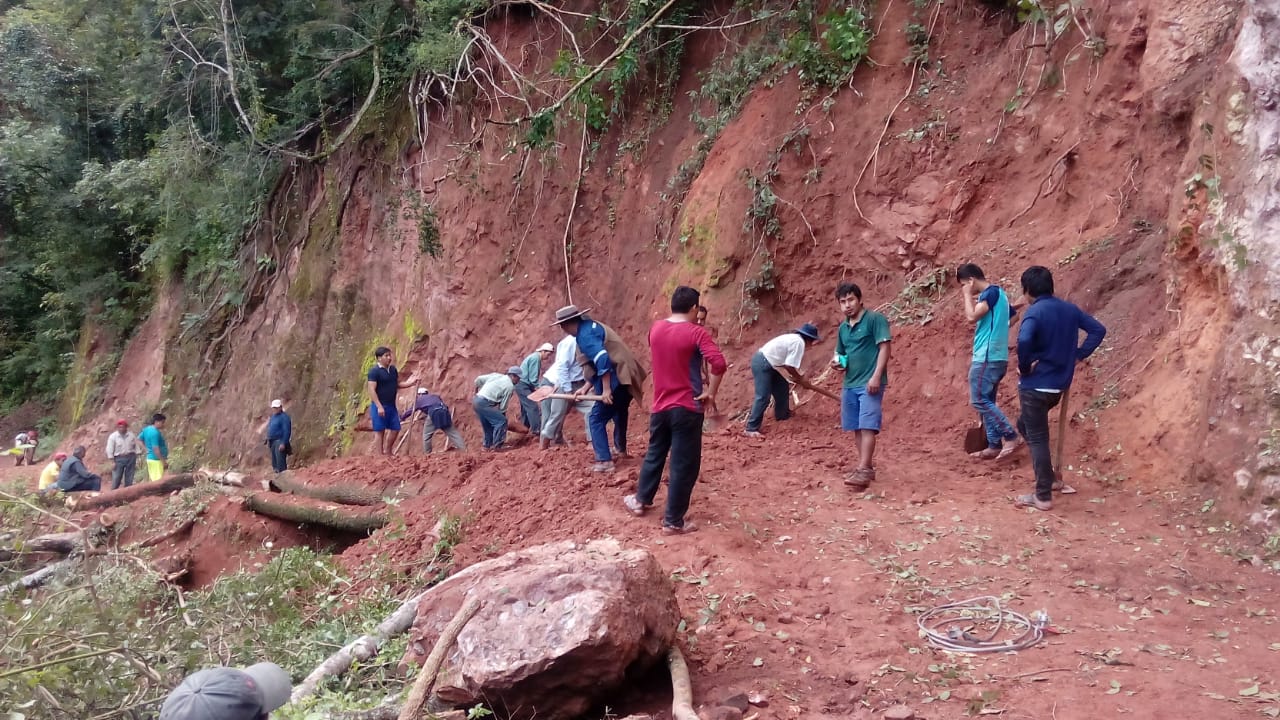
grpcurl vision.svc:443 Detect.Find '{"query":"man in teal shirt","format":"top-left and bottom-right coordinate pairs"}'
top-left (139, 413), bottom-right (169, 482)
top-left (958, 263), bottom-right (1022, 460)
top-left (831, 282), bottom-right (891, 490)
top-left (515, 343), bottom-right (553, 435)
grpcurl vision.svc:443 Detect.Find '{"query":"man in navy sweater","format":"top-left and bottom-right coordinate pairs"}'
top-left (265, 399), bottom-right (292, 473)
top-left (1013, 266), bottom-right (1106, 511)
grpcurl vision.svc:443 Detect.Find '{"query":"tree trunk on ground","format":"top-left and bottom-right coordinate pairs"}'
top-left (1, 557), bottom-right (78, 596)
top-left (197, 468), bottom-right (250, 487)
top-left (68, 474), bottom-right (197, 510)
top-left (243, 493), bottom-right (388, 532)
top-left (1, 531), bottom-right (82, 560)
top-left (271, 471), bottom-right (385, 507)
top-left (292, 587), bottom-right (435, 702)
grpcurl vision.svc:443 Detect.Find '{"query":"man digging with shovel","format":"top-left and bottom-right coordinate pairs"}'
top-left (1012, 266), bottom-right (1106, 511)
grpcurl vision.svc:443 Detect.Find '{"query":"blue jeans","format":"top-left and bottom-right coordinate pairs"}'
top-left (515, 381), bottom-right (542, 434)
top-left (269, 442), bottom-right (288, 473)
top-left (841, 386), bottom-right (885, 432)
top-left (473, 396), bottom-right (508, 448)
top-left (746, 352), bottom-right (791, 432)
top-left (969, 361), bottom-right (1017, 448)
top-left (588, 384), bottom-right (633, 461)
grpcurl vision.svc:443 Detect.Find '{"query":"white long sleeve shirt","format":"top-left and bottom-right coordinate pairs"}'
top-left (546, 335), bottom-right (585, 392)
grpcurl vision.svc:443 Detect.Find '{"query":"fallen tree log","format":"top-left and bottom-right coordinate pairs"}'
top-left (3, 531), bottom-right (82, 558)
top-left (243, 493), bottom-right (388, 533)
top-left (1, 557), bottom-right (78, 596)
top-left (292, 587), bottom-right (434, 702)
top-left (196, 468), bottom-right (250, 488)
top-left (270, 472), bottom-right (385, 507)
top-left (68, 474), bottom-right (197, 511)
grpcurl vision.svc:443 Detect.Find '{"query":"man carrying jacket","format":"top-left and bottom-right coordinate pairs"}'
top-left (552, 304), bottom-right (647, 472)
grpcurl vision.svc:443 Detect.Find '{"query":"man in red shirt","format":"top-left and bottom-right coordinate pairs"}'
top-left (623, 286), bottom-right (727, 534)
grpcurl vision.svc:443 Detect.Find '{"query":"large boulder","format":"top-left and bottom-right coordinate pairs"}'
top-left (401, 539), bottom-right (680, 720)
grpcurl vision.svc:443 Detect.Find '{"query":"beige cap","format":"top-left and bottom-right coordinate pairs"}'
top-left (538, 342), bottom-right (554, 352)
top-left (270, 399), bottom-right (283, 408)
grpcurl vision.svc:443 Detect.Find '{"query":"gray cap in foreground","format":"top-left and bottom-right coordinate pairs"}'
top-left (159, 662), bottom-right (291, 720)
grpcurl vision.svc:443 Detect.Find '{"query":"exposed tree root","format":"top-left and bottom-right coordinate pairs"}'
top-left (243, 493), bottom-right (388, 533)
top-left (667, 645), bottom-right (698, 720)
top-left (397, 595), bottom-right (483, 720)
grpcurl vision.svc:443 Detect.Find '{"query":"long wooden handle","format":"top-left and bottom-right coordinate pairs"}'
top-left (1053, 388), bottom-right (1071, 471)
top-left (543, 392), bottom-right (606, 402)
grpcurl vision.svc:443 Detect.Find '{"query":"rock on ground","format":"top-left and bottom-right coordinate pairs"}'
top-left (401, 539), bottom-right (680, 720)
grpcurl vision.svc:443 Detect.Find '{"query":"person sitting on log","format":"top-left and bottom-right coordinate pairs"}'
top-left (159, 662), bottom-right (291, 720)
top-left (45, 446), bottom-right (102, 493)
top-left (38, 452), bottom-right (67, 491)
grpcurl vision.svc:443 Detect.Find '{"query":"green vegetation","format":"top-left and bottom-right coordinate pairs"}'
top-left (0, 486), bottom-right (466, 718)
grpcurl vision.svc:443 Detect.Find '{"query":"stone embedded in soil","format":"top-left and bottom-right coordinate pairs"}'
top-left (883, 704), bottom-right (915, 720)
top-left (401, 539), bottom-right (679, 720)
top-left (721, 692), bottom-right (750, 712)
top-left (700, 707), bottom-right (744, 720)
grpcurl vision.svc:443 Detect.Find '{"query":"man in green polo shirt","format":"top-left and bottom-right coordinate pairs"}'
top-left (831, 281), bottom-right (892, 490)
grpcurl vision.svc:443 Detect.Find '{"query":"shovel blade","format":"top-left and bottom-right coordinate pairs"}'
top-left (529, 386), bottom-right (555, 403)
top-left (963, 425), bottom-right (988, 454)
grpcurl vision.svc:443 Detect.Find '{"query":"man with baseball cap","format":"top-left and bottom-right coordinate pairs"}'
top-left (515, 342), bottom-right (554, 435)
top-left (106, 419), bottom-right (144, 489)
top-left (264, 399), bottom-right (292, 473)
top-left (473, 367), bottom-right (522, 451)
top-left (159, 662), bottom-right (291, 719)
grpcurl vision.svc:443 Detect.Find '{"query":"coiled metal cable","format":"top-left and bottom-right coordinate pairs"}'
top-left (917, 595), bottom-right (1046, 653)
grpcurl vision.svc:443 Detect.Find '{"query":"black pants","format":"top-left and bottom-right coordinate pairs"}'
top-left (269, 442), bottom-right (288, 473)
top-left (515, 381), bottom-right (542, 433)
top-left (637, 407), bottom-right (704, 528)
top-left (1017, 388), bottom-right (1062, 501)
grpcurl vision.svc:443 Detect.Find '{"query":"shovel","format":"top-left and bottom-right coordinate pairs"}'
top-left (1052, 388), bottom-right (1077, 494)
top-left (528, 387), bottom-right (606, 403)
top-left (963, 421), bottom-right (988, 454)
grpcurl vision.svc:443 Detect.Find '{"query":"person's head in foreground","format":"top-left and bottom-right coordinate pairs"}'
top-left (159, 662), bottom-right (290, 720)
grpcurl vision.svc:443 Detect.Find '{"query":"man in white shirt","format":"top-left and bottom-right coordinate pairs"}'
top-left (105, 419), bottom-right (144, 489)
top-left (539, 335), bottom-right (594, 449)
top-left (473, 367), bottom-right (520, 451)
top-left (744, 324), bottom-right (824, 438)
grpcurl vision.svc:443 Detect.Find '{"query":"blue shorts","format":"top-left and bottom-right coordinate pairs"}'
top-left (370, 403), bottom-right (401, 432)
top-left (841, 386), bottom-right (885, 432)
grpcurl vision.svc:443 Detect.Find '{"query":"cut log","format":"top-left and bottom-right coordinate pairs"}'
top-left (68, 474), bottom-right (197, 511)
top-left (270, 471), bottom-right (385, 507)
top-left (197, 468), bottom-right (249, 487)
top-left (6, 531), bottom-right (82, 556)
top-left (292, 587), bottom-right (435, 702)
top-left (243, 493), bottom-right (388, 533)
top-left (398, 595), bottom-right (482, 720)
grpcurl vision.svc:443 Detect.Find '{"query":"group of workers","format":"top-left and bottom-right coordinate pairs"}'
top-left (354, 262), bottom-right (1103, 529)
top-left (23, 415), bottom-right (171, 495)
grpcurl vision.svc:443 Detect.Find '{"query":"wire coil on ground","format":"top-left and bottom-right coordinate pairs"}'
top-left (917, 595), bottom-right (1045, 653)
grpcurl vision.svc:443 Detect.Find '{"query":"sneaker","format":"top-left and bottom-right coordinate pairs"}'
top-left (661, 521), bottom-right (699, 535)
top-left (1013, 493), bottom-right (1053, 511)
top-left (995, 436), bottom-right (1025, 461)
top-left (622, 494), bottom-right (649, 517)
top-left (743, 430), bottom-right (764, 439)
top-left (589, 461), bottom-right (616, 473)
